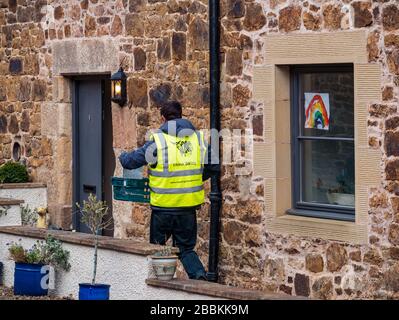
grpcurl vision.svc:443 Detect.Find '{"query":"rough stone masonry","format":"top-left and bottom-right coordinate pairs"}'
top-left (0, 0), bottom-right (399, 299)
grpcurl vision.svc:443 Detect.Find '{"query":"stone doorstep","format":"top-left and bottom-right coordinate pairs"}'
top-left (0, 198), bottom-right (24, 206)
top-left (0, 226), bottom-right (178, 256)
top-left (0, 183), bottom-right (47, 189)
top-left (146, 279), bottom-right (309, 300)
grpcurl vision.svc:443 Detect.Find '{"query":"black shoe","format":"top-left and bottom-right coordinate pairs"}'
top-left (196, 274), bottom-right (208, 281)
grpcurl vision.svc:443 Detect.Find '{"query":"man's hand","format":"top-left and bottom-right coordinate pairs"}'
top-left (119, 141), bottom-right (157, 170)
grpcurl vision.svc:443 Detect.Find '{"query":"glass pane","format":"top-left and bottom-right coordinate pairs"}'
top-left (301, 139), bottom-right (354, 208)
top-left (299, 71), bottom-right (354, 138)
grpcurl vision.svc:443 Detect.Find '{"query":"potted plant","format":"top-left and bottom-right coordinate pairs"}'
top-left (76, 193), bottom-right (112, 300)
top-left (7, 236), bottom-right (71, 296)
top-left (327, 170), bottom-right (355, 207)
top-left (150, 245), bottom-right (178, 281)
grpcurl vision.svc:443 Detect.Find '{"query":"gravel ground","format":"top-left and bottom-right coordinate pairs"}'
top-left (0, 286), bottom-right (74, 300)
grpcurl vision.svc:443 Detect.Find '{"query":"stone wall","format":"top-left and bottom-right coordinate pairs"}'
top-left (214, 0), bottom-right (399, 300)
top-left (0, 0), bottom-right (55, 214)
top-left (0, 0), bottom-right (398, 299)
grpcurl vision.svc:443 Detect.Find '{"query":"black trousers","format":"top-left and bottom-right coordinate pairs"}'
top-left (149, 209), bottom-right (206, 280)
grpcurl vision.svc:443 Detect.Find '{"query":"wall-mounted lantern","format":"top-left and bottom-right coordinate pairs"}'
top-left (111, 67), bottom-right (127, 106)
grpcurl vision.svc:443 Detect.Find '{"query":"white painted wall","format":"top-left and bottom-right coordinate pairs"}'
top-left (0, 233), bottom-right (216, 300)
top-left (0, 205), bottom-right (22, 226)
top-left (0, 186), bottom-right (47, 211)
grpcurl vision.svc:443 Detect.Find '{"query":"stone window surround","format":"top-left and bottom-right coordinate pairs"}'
top-left (253, 30), bottom-right (382, 245)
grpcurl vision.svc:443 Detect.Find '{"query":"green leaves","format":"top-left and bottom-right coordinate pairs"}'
top-left (20, 204), bottom-right (38, 226)
top-left (0, 161), bottom-right (29, 183)
top-left (7, 236), bottom-right (71, 271)
top-left (25, 244), bottom-right (42, 264)
top-left (76, 193), bottom-right (111, 285)
top-left (153, 246), bottom-right (174, 257)
top-left (41, 235), bottom-right (71, 272)
top-left (76, 193), bottom-right (112, 235)
top-left (7, 240), bottom-right (26, 263)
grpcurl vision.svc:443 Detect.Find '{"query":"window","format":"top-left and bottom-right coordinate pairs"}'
top-left (290, 64), bottom-right (355, 221)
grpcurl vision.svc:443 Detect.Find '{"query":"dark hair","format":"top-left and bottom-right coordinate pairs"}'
top-left (160, 101), bottom-right (182, 121)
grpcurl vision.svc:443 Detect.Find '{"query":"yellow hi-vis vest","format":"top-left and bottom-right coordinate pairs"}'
top-left (149, 130), bottom-right (206, 208)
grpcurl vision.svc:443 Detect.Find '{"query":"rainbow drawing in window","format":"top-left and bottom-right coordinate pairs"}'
top-left (304, 93), bottom-right (330, 130)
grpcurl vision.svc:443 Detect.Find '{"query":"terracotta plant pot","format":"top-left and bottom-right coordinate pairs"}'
top-left (151, 255), bottom-right (178, 281)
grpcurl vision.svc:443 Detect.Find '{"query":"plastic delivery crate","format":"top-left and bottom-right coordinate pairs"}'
top-left (112, 177), bottom-right (150, 203)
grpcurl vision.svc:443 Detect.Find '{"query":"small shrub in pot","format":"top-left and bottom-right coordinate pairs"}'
top-left (7, 236), bottom-right (71, 296)
top-left (76, 193), bottom-right (112, 300)
top-left (151, 245), bottom-right (178, 281)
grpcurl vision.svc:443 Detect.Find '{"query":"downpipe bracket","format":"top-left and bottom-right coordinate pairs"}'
top-left (209, 191), bottom-right (222, 202)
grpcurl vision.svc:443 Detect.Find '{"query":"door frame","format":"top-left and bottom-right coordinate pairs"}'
top-left (71, 74), bottom-right (112, 233)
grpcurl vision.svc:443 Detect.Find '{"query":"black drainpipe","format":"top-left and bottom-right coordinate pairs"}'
top-left (207, 0), bottom-right (222, 283)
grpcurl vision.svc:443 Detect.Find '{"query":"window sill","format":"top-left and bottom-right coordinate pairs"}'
top-left (286, 208), bottom-right (355, 222)
top-left (264, 212), bottom-right (367, 244)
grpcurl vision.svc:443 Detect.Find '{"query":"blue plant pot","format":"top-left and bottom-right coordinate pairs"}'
top-left (14, 263), bottom-right (49, 296)
top-left (79, 283), bottom-right (110, 300)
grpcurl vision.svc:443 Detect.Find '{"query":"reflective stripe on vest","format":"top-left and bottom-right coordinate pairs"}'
top-left (148, 130), bottom-right (206, 208)
top-left (150, 185), bottom-right (204, 194)
top-left (149, 168), bottom-right (203, 177)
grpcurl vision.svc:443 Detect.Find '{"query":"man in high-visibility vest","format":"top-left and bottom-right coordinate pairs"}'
top-left (119, 101), bottom-right (217, 280)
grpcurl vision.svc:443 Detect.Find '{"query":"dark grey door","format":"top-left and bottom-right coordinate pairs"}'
top-left (73, 80), bottom-right (103, 233)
